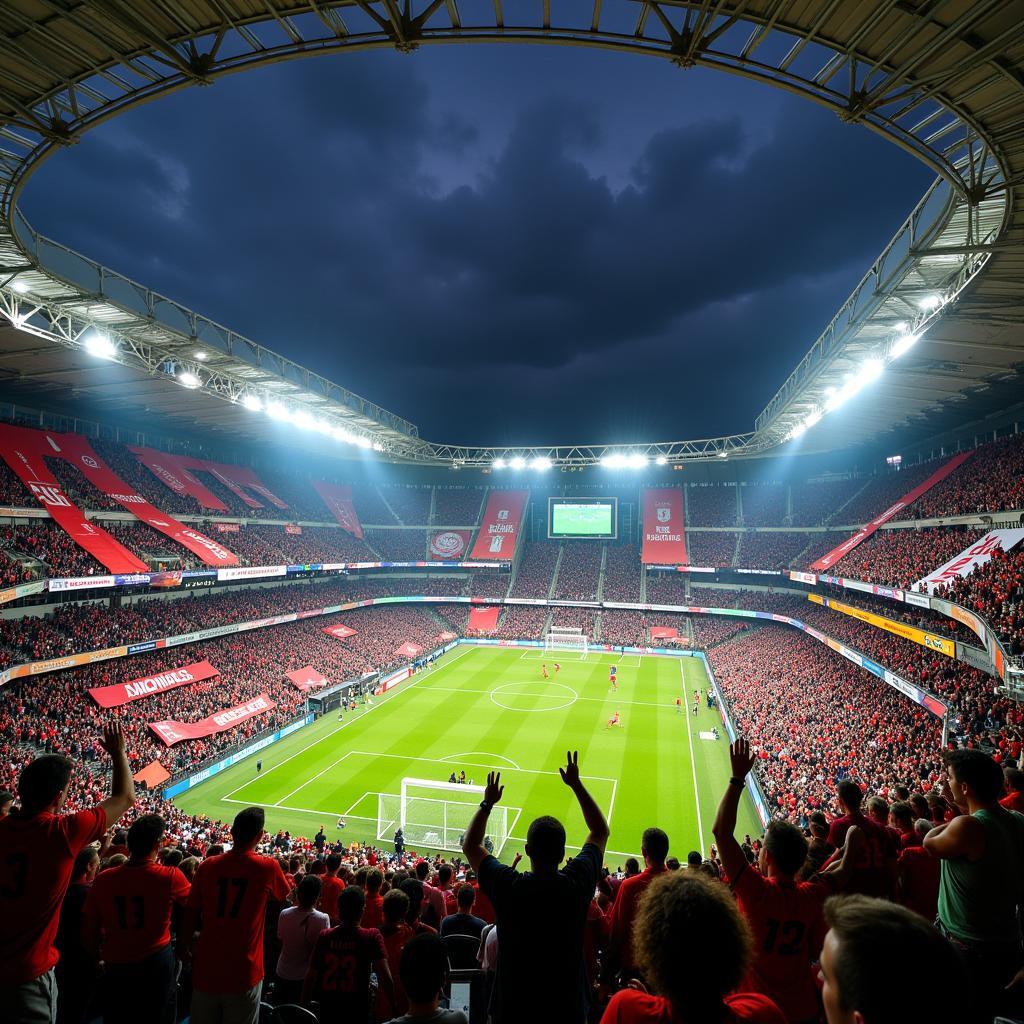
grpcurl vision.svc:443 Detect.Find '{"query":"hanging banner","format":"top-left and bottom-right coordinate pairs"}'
top-left (133, 760), bottom-right (171, 788)
top-left (430, 530), bottom-right (472, 560)
top-left (128, 447), bottom-right (229, 512)
top-left (0, 424), bottom-right (149, 573)
top-left (916, 528), bottom-right (1024, 594)
top-left (467, 605), bottom-right (500, 633)
top-left (395, 642), bottom-right (423, 659)
top-left (285, 524), bottom-right (303, 536)
top-left (285, 666), bottom-right (329, 691)
top-left (53, 434), bottom-right (239, 567)
top-left (323, 623), bottom-right (358, 640)
top-left (214, 522), bottom-right (240, 533)
top-left (811, 452), bottom-right (973, 571)
top-left (195, 461), bottom-right (288, 510)
top-left (469, 490), bottom-right (529, 560)
top-left (650, 626), bottom-right (679, 639)
top-left (641, 488), bottom-right (687, 565)
top-left (149, 693), bottom-right (276, 746)
top-left (311, 481), bottom-right (364, 539)
top-left (89, 660), bottom-right (220, 708)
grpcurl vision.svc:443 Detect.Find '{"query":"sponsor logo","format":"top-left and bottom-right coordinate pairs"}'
top-left (125, 668), bottom-right (198, 698)
top-left (128, 641), bottom-right (158, 654)
top-left (497, 509), bottom-right (509, 520)
top-left (29, 482), bottom-right (72, 507)
top-left (112, 493), bottom-right (146, 504)
top-left (430, 531), bottom-right (466, 558)
top-left (81, 455), bottom-right (99, 469)
top-left (489, 536), bottom-right (504, 553)
top-left (656, 505), bottom-right (671, 522)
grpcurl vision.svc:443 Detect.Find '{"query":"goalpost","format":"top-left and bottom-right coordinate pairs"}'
top-left (377, 777), bottom-right (511, 855)
top-left (543, 625), bottom-right (589, 659)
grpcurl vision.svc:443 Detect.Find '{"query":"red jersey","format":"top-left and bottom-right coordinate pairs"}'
top-left (187, 849), bottom-right (290, 993)
top-left (1000, 791), bottom-right (1024, 814)
top-left (84, 861), bottom-right (190, 963)
top-left (601, 988), bottom-right (786, 1024)
top-left (471, 882), bottom-right (495, 924)
top-left (0, 806), bottom-right (106, 985)
top-left (375, 922), bottom-right (413, 1021)
top-left (362, 892), bottom-right (384, 929)
top-left (826, 813), bottom-right (896, 897)
top-left (606, 866), bottom-right (667, 974)
top-left (731, 864), bottom-right (829, 1024)
top-left (308, 924), bottom-right (387, 1021)
top-left (897, 846), bottom-right (940, 922)
top-left (320, 874), bottom-right (346, 924)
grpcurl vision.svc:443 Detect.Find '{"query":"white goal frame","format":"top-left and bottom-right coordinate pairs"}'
top-left (376, 776), bottom-right (511, 855)
top-left (543, 626), bottom-right (589, 659)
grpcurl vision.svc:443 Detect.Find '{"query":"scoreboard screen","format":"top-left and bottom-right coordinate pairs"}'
top-left (548, 498), bottom-right (617, 539)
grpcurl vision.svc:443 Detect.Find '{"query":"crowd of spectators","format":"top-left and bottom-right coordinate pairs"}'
top-left (789, 478), bottom-right (864, 526)
top-left (508, 542), bottom-right (558, 598)
top-left (687, 531), bottom-right (740, 566)
top-left (686, 484), bottom-right (738, 526)
top-left (597, 610), bottom-right (646, 646)
top-left (554, 542), bottom-right (602, 601)
top-left (366, 530), bottom-right (430, 562)
top-left (490, 605), bottom-right (549, 640)
top-left (735, 531), bottom-right (810, 570)
top-left (739, 484), bottom-right (785, 526)
top-left (644, 571), bottom-right (687, 605)
top-left (833, 462), bottom-right (935, 525)
top-left (601, 544), bottom-right (641, 601)
top-left (830, 527), bottom-right (981, 589)
top-left (795, 532), bottom-right (850, 566)
top-left (377, 486), bottom-right (433, 525)
top-left (353, 485), bottom-right (400, 524)
top-left (432, 487), bottom-right (486, 525)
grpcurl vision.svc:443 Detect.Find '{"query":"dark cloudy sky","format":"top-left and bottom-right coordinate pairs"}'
top-left (23, 46), bottom-right (933, 447)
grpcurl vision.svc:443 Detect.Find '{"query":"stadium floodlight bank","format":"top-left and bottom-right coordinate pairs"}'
top-left (377, 777), bottom-right (510, 855)
top-left (543, 626), bottom-right (589, 659)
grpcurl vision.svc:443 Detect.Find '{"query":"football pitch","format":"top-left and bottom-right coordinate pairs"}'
top-left (171, 646), bottom-right (761, 863)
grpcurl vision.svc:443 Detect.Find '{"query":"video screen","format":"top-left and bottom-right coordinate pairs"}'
top-left (548, 498), bottom-right (617, 539)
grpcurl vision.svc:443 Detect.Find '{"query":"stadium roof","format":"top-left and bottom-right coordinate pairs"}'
top-left (0, 1), bottom-right (1021, 466)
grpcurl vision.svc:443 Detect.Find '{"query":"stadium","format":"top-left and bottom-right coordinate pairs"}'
top-left (0, 3), bottom-right (1023, 1024)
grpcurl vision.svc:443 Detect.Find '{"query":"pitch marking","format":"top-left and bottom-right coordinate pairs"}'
top-left (490, 681), bottom-right (578, 713)
top-left (439, 752), bottom-right (522, 770)
top-left (681, 661), bottom-right (705, 854)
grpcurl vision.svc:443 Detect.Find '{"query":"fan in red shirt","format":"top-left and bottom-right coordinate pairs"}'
top-left (1000, 767), bottom-right (1024, 813)
top-left (713, 738), bottom-right (858, 1024)
top-left (363, 868), bottom-right (385, 928)
top-left (896, 819), bottom-right (941, 922)
top-left (826, 780), bottom-right (898, 898)
top-left (603, 826), bottom-right (669, 982)
top-left (319, 853), bottom-right (346, 924)
top-left (181, 806), bottom-right (290, 1024)
top-left (0, 722), bottom-right (135, 1022)
top-left (375, 888), bottom-right (414, 1022)
top-left (599, 870), bottom-right (785, 1024)
top-left (303, 885), bottom-right (396, 1022)
top-left (83, 813), bottom-right (190, 1024)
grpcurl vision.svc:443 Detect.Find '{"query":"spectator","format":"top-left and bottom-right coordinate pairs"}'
top-left (181, 806), bottom-right (290, 1024)
top-left (387, 932), bottom-right (467, 1024)
top-left (0, 790), bottom-right (13, 817)
top-left (275, 874), bottom-right (330, 1006)
top-left (827, 782), bottom-right (897, 898)
top-left (363, 868), bottom-right (385, 928)
top-left (895, 819), bottom-right (940, 921)
top-left (82, 813), bottom-right (190, 1024)
top-left (600, 872), bottom-right (786, 1024)
top-left (303, 885), bottom-right (396, 1023)
top-left (319, 853), bottom-right (345, 924)
top-left (819, 895), bottom-right (970, 1024)
top-left (604, 827), bottom-right (669, 981)
top-left (377, 889), bottom-right (413, 1022)
top-left (55, 846), bottom-right (101, 1024)
top-left (462, 755), bottom-right (609, 1023)
top-left (0, 722), bottom-right (134, 1024)
top-left (439, 884), bottom-right (485, 940)
top-left (923, 748), bottom-right (1024, 1021)
top-left (1001, 766), bottom-right (1024, 813)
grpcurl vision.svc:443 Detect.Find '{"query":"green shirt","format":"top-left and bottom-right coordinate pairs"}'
top-left (937, 807), bottom-right (1024, 944)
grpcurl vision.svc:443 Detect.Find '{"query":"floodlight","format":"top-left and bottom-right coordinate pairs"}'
top-left (372, 442), bottom-right (384, 452)
top-left (332, 427), bottom-right (352, 443)
top-left (601, 453), bottom-right (627, 469)
top-left (892, 321), bottom-right (908, 333)
top-left (918, 294), bottom-right (942, 311)
top-left (805, 410), bottom-right (822, 428)
top-left (532, 456), bottom-right (551, 471)
top-left (717, 451), bottom-right (728, 458)
top-left (655, 455), bottom-right (667, 466)
top-left (356, 435), bottom-right (373, 449)
top-left (177, 370), bottom-right (201, 389)
top-left (790, 423), bottom-right (806, 439)
top-left (315, 418), bottom-right (333, 435)
top-left (859, 358), bottom-right (884, 383)
top-left (83, 330), bottom-right (115, 360)
top-left (891, 333), bottom-right (919, 358)
top-left (293, 410), bottom-right (315, 431)
top-left (510, 456), bottom-right (526, 470)
top-left (267, 401), bottom-right (291, 421)
top-left (194, 350), bottom-right (208, 361)
top-left (11, 280), bottom-right (28, 294)
top-left (492, 458), bottom-right (506, 469)
top-left (627, 454), bottom-right (648, 468)
top-left (243, 394), bottom-right (263, 412)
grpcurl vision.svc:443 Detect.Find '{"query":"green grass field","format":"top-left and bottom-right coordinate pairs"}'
top-left (171, 646), bottom-right (761, 863)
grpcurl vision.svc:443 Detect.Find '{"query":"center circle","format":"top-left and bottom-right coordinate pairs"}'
top-left (490, 681), bottom-right (578, 713)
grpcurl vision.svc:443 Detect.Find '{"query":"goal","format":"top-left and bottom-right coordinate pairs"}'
top-left (543, 626), bottom-right (589, 659)
top-left (376, 777), bottom-right (511, 855)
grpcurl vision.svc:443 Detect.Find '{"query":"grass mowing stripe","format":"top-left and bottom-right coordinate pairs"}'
top-left (681, 660), bottom-right (706, 854)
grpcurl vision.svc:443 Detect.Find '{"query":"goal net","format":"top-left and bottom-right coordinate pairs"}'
top-left (377, 777), bottom-right (511, 855)
top-left (543, 626), bottom-right (589, 659)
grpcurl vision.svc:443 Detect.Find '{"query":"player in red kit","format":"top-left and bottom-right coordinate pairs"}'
top-left (606, 711), bottom-right (621, 729)
top-left (541, 663), bottom-right (548, 679)
top-left (181, 806), bottom-right (290, 1023)
top-left (713, 737), bottom-right (859, 1024)
top-left (554, 662), bottom-right (561, 674)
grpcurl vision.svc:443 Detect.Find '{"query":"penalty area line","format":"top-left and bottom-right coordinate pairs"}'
top-left (681, 660), bottom-right (705, 855)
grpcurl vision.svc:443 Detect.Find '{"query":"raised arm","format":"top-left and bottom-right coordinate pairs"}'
top-left (560, 751), bottom-right (609, 854)
top-left (712, 737), bottom-right (756, 882)
top-left (98, 721), bottom-right (135, 826)
top-left (461, 772), bottom-right (504, 872)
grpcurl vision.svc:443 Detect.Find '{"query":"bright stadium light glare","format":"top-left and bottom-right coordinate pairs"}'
top-left (859, 358), bottom-right (884, 383)
top-left (717, 451), bottom-right (728, 458)
top-left (267, 401), bottom-right (291, 421)
top-left (11, 279), bottom-right (28, 294)
top-left (315, 418), bottom-right (333, 435)
top-left (332, 427), bottom-right (352, 443)
top-left (177, 370), bottom-right (201, 389)
top-left (293, 410), bottom-right (315, 431)
top-left (356, 435), bottom-right (373, 449)
top-left (194, 350), bottom-right (208, 361)
top-left (83, 329), bottom-right (115, 360)
top-left (804, 410), bottom-right (822, 429)
top-left (627, 454), bottom-right (648, 468)
top-left (918, 294), bottom-right (942, 311)
top-left (892, 321), bottom-right (908, 333)
top-left (789, 422), bottom-right (807, 439)
top-left (532, 456), bottom-right (551, 471)
top-left (891, 332), bottom-right (919, 358)
top-left (510, 456), bottom-right (526, 470)
top-left (492, 458), bottom-right (506, 469)
top-left (372, 441), bottom-right (385, 452)
top-left (601, 453), bottom-right (627, 469)
top-left (243, 394), bottom-right (263, 412)
top-left (655, 455), bottom-right (667, 466)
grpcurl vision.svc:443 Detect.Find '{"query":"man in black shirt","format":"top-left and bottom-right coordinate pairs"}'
top-left (462, 751), bottom-right (609, 1024)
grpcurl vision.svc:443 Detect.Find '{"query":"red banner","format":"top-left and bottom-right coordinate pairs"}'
top-left (286, 666), bottom-right (328, 691)
top-left (0, 424), bottom-right (149, 573)
top-left (53, 434), bottom-right (239, 567)
top-left (133, 760), bottom-right (170, 787)
top-left (429, 530), bottom-right (472, 560)
top-left (285, 524), bottom-right (303, 535)
top-left (89, 660), bottom-right (220, 708)
top-left (128, 447), bottom-right (229, 512)
top-left (311, 481), bottom-right (364, 539)
top-left (811, 453), bottom-right (973, 571)
top-left (650, 626), bottom-right (678, 639)
top-left (149, 693), bottom-right (275, 746)
top-left (197, 461), bottom-right (288, 510)
top-left (641, 488), bottom-right (687, 565)
top-left (469, 490), bottom-right (528, 560)
top-left (323, 623), bottom-right (358, 640)
top-left (396, 642), bottom-right (423, 659)
top-left (214, 522), bottom-right (240, 533)
top-left (468, 605), bottom-right (500, 633)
